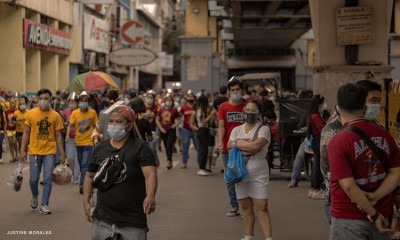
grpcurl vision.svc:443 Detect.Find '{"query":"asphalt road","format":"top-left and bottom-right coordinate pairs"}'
top-left (0, 144), bottom-right (329, 240)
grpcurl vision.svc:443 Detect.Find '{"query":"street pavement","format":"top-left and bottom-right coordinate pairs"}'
top-left (0, 142), bottom-right (330, 240)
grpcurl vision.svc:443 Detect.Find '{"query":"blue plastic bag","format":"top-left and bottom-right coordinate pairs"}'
top-left (225, 145), bottom-right (248, 184)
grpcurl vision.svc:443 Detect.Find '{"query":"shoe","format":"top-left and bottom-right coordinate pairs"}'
top-left (79, 186), bottom-right (83, 194)
top-left (39, 205), bottom-right (51, 215)
top-left (288, 181), bottom-right (298, 188)
top-left (308, 189), bottom-right (315, 198)
top-left (311, 189), bottom-right (326, 200)
top-left (197, 169), bottom-right (210, 176)
top-left (180, 164), bottom-right (187, 169)
top-left (225, 209), bottom-right (240, 217)
top-left (0, 159), bottom-right (3, 163)
top-left (205, 169), bottom-right (213, 174)
top-left (30, 196), bottom-right (38, 209)
top-left (166, 161), bottom-right (173, 170)
top-left (241, 235), bottom-right (254, 240)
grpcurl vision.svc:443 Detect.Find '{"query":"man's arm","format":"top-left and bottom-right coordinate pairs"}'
top-left (142, 166), bottom-right (158, 215)
top-left (82, 172), bottom-right (95, 223)
top-left (367, 167), bottom-right (400, 202)
top-left (55, 130), bottom-right (66, 163)
top-left (217, 119), bottom-right (225, 153)
top-left (339, 177), bottom-right (376, 215)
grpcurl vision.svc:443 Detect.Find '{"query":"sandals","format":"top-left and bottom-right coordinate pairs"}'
top-left (225, 209), bottom-right (240, 217)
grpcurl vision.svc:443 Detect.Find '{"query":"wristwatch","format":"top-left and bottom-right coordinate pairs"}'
top-left (367, 211), bottom-right (380, 222)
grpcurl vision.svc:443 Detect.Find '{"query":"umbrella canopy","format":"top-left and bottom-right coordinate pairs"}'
top-left (66, 71), bottom-right (120, 93)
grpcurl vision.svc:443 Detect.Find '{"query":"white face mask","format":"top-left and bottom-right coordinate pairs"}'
top-left (38, 100), bottom-right (50, 110)
top-left (107, 124), bottom-right (129, 141)
top-left (365, 104), bottom-right (381, 120)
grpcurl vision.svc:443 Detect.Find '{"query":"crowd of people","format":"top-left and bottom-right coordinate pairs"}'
top-left (1, 77), bottom-right (400, 240)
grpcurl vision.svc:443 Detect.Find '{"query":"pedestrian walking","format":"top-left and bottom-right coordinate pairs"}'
top-left (227, 100), bottom-right (272, 240)
top-left (83, 105), bottom-right (157, 240)
top-left (328, 83), bottom-right (400, 240)
top-left (0, 102), bottom-right (5, 163)
top-left (20, 88), bottom-right (66, 215)
top-left (5, 97), bottom-right (19, 162)
top-left (14, 95), bottom-right (29, 153)
top-left (66, 92), bottom-right (98, 194)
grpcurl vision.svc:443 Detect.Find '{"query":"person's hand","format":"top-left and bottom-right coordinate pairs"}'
top-left (143, 195), bottom-right (156, 215)
top-left (91, 132), bottom-right (99, 141)
top-left (374, 213), bottom-right (392, 234)
top-left (83, 201), bottom-right (93, 223)
top-left (20, 151), bottom-right (26, 162)
top-left (65, 136), bottom-right (70, 143)
top-left (365, 192), bottom-right (379, 207)
top-left (217, 143), bottom-right (223, 153)
top-left (59, 153), bottom-right (66, 164)
top-left (160, 128), bottom-right (167, 134)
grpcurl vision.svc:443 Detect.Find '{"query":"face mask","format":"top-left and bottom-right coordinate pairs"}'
top-left (365, 104), bottom-right (381, 120)
top-left (146, 98), bottom-right (154, 105)
top-left (230, 93), bottom-right (242, 102)
top-left (79, 102), bottom-right (89, 110)
top-left (107, 124), bottom-right (129, 141)
top-left (19, 105), bottom-right (27, 111)
top-left (165, 101), bottom-right (173, 107)
top-left (69, 103), bottom-right (78, 109)
top-left (174, 97), bottom-right (180, 102)
top-left (244, 112), bottom-right (258, 124)
top-left (38, 100), bottom-right (50, 110)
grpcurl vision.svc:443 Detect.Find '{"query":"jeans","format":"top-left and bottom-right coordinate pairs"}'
top-left (0, 132), bottom-right (4, 159)
top-left (160, 128), bottom-right (176, 161)
top-left (311, 135), bottom-right (323, 189)
top-left (330, 217), bottom-right (390, 240)
top-left (197, 128), bottom-right (210, 169)
top-left (28, 154), bottom-right (56, 206)
top-left (291, 140), bottom-right (306, 183)
top-left (223, 153), bottom-right (239, 209)
top-left (181, 127), bottom-right (201, 165)
top-left (148, 131), bottom-right (159, 159)
top-left (76, 145), bottom-right (93, 187)
top-left (65, 139), bottom-right (80, 183)
top-left (92, 218), bottom-right (147, 240)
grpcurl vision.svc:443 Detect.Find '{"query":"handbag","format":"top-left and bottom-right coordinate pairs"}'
top-left (92, 139), bottom-right (131, 192)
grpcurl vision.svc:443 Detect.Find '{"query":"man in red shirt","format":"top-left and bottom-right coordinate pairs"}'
top-left (328, 83), bottom-right (400, 239)
top-left (217, 77), bottom-right (245, 217)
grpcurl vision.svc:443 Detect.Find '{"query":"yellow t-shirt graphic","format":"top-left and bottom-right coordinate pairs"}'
top-left (25, 108), bottom-right (63, 155)
top-left (69, 109), bottom-right (98, 146)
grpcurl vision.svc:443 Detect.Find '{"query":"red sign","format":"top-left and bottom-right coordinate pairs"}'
top-left (23, 19), bottom-right (72, 55)
top-left (121, 21), bottom-right (144, 44)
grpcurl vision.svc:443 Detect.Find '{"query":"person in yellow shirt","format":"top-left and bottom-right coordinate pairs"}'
top-left (14, 96), bottom-right (29, 155)
top-left (66, 92), bottom-right (98, 194)
top-left (20, 88), bottom-right (66, 215)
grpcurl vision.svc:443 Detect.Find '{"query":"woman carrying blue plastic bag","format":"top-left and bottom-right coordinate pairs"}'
top-left (227, 100), bottom-right (272, 240)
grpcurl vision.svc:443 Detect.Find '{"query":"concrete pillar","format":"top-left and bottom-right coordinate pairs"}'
top-left (59, 24), bottom-right (69, 90)
top-left (0, 4), bottom-right (25, 92)
top-left (41, 19), bottom-right (59, 91)
top-left (309, 0), bottom-right (393, 108)
top-left (24, 12), bottom-right (41, 93)
top-left (180, 36), bottom-right (215, 93)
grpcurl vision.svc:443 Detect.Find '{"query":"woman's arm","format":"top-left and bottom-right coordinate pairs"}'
top-left (236, 137), bottom-right (269, 155)
top-left (189, 112), bottom-right (198, 131)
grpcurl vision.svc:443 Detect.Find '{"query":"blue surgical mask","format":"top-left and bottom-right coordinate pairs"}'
top-left (365, 104), bottom-right (381, 120)
top-left (79, 102), bottom-right (89, 110)
top-left (230, 93), bottom-right (242, 102)
top-left (107, 124), bottom-right (128, 141)
top-left (146, 98), bottom-right (154, 105)
top-left (165, 101), bottom-right (173, 108)
top-left (19, 105), bottom-right (27, 111)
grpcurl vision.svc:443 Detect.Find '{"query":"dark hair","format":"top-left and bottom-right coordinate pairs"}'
top-left (306, 94), bottom-right (324, 138)
top-left (37, 88), bottom-right (52, 97)
top-left (265, 110), bottom-right (277, 121)
top-left (197, 94), bottom-right (209, 119)
top-left (227, 77), bottom-right (243, 90)
top-left (107, 89), bottom-right (119, 101)
top-left (130, 98), bottom-right (146, 114)
top-left (19, 95), bottom-right (29, 104)
top-left (337, 83), bottom-right (367, 111)
top-left (356, 80), bottom-right (382, 93)
top-left (219, 85), bottom-right (227, 94)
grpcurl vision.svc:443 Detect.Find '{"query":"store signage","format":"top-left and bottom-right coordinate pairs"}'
top-left (23, 19), bottom-right (72, 55)
top-left (121, 21), bottom-right (144, 44)
top-left (84, 13), bottom-right (111, 54)
top-left (336, 6), bottom-right (374, 46)
top-left (109, 48), bottom-right (157, 66)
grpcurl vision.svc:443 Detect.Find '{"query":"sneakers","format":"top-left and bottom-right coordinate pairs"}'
top-left (311, 189), bottom-right (326, 200)
top-left (308, 189), bottom-right (315, 198)
top-left (0, 158), bottom-right (3, 163)
top-left (30, 196), bottom-right (38, 209)
top-left (197, 169), bottom-right (210, 176)
top-left (39, 205), bottom-right (51, 215)
top-left (226, 209), bottom-right (240, 217)
top-left (288, 180), bottom-right (298, 188)
top-left (241, 235), bottom-right (254, 240)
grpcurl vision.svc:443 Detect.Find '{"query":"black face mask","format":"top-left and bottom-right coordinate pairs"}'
top-left (244, 113), bottom-right (258, 124)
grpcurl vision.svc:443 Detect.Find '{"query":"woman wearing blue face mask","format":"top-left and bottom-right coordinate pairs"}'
top-left (83, 105), bottom-right (157, 240)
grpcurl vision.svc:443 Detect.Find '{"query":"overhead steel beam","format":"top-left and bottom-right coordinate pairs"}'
top-left (260, 1), bottom-right (282, 25)
top-left (284, 5), bottom-right (310, 28)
